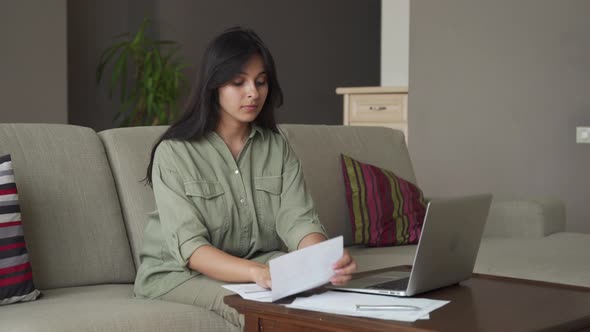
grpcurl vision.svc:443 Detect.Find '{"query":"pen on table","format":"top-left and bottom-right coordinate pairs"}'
top-left (355, 304), bottom-right (421, 311)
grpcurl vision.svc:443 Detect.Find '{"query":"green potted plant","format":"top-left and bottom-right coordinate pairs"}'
top-left (96, 18), bottom-right (189, 126)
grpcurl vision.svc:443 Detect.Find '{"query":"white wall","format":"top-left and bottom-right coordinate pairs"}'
top-left (0, 1), bottom-right (67, 123)
top-left (381, 0), bottom-right (409, 86)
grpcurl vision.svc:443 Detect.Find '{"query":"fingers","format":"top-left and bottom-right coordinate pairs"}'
top-left (334, 259), bottom-right (357, 276)
top-left (330, 252), bottom-right (357, 286)
top-left (333, 252), bottom-right (357, 274)
top-left (262, 275), bottom-right (271, 289)
top-left (256, 278), bottom-right (272, 289)
top-left (330, 274), bottom-right (352, 286)
top-left (251, 264), bottom-right (272, 289)
top-left (263, 270), bottom-right (272, 289)
top-left (332, 251), bottom-right (352, 269)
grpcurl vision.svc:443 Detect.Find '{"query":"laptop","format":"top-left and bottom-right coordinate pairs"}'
top-left (329, 193), bottom-right (493, 297)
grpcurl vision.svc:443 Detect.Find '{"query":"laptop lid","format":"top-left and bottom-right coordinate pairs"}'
top-left (329, 193), bottom-right (492, 297)
top-left (405, 193), bottom-right (492, 296)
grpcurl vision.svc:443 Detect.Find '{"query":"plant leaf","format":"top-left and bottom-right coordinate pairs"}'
top-left (112, 32), bottom-right (131, 39)
top-left (96, 41), bottom-right (127, 83)
top-left (146, 92), bottom-right (154, 116)
top-left (119, 56), bottom-right (128, 102)
top-left (153, 49), bottom-right (162, 85)
top-left (158, 107), bottom-right (166, 124)
top-left (113, 98), bottom-right (134, 125)
top-left (110, 48), bottom-right (129, 98)
top-left (131, 18), bottom-right (150, 49)
top-left (162, 47), bottom-right (180, 64)
top-left (97, 16), bottom-right (192, 127)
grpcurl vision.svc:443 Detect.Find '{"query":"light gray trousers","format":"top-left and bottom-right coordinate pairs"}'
top-left (158, 251), bottom-right (285, 331)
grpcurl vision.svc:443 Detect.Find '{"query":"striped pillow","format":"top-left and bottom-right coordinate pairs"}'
top-left (341, 154), bottom-right (427, 247)
top-left (0, 154), bottom-right (40, 305)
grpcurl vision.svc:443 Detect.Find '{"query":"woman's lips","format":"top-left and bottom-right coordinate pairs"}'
top-left (242, 105), bottom-right (257, 111)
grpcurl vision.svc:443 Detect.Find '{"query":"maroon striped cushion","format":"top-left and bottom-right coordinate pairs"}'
top-left (341, 154), bottom-right (427, 247)
top-left (0, 154), bottom-right (40, 305)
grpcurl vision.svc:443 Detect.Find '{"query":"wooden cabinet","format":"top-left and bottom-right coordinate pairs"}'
top-left (336, 86), bottom-right (408, 142)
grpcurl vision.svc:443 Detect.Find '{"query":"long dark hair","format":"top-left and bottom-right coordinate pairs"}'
top-left (144, 27), bottom-right (283, 186)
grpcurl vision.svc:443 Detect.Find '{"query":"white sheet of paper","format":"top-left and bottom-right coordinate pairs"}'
top-left (286, 291), bottom-right (449, 322)
top-left (222, 284), bottom-right (272, 302)
top-left (270, 236), bottom-right (343, 302)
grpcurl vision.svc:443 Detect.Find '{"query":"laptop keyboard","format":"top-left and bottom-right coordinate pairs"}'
top-left (367, 277), bottom-right (410, 291)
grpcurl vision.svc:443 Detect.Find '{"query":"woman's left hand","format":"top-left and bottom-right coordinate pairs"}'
top-left (329, 249), bottom-right (357, 286)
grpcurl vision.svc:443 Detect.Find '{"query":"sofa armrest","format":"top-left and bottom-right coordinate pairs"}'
top-left (483, 199), bottom-right (566, 238)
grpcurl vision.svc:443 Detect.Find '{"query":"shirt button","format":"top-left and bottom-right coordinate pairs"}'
top-left (234, 169), bottom-right (239, 175)
top-left (240, 198), bottom-right (245, 204)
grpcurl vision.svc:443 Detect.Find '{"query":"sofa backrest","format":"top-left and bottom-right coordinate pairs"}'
top-left (0, 124), bottom-right (136, 289)
top-left (99, 126), bottom-right (167, 267)
top-left (100, 124), bottom-right (416, 260)
top-left (279, 125), bottom-right (416, 246)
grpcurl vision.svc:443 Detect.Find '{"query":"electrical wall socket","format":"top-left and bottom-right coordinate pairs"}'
top-left (577, 127), bottom-right (590, 144)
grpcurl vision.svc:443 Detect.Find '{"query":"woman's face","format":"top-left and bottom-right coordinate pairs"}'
top-left (217, 54), bottom-right (269, 129)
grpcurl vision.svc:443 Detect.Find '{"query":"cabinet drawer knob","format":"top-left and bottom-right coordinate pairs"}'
top-left (369, 106), bottom-right (387, 111)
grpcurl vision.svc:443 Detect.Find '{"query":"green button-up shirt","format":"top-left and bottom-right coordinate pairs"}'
top-left (134, 126), bottom-right (327, 298)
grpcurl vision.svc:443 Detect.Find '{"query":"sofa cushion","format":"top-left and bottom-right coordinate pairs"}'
top-left (99, 126), bottom-right (167, 267)
top-left (484, 199), bottom-right (566, 238)
top-left (0, 154), bottom-right (41, 305)
top-left (0, 124), bottom-right (136, 289)
top-left (279, 125), bottom-right (417, 246)
top-left (341, 154), bottom-right (426, 247)
top-left (0, 284), bottom-right (234, 332)
top-left (475, 232), bottom-right (590, 287)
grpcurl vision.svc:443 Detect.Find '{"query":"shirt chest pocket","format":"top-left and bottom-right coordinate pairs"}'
top-left (184, 181), bottom-right (229, 236)
top-left (254, 176), bottom-right (282, 230)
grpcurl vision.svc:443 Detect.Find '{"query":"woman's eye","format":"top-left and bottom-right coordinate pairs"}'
top-left (231, 79), bottom-right (266, 87)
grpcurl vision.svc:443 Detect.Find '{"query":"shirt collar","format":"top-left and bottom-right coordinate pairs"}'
top-left (206, 124), bottom-right (265, 143)
top-left (249, 124), bottom-right (264, 140)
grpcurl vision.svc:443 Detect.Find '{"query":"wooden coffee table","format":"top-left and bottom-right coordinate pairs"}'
top-left (225, 266), bottom-right (590, 331)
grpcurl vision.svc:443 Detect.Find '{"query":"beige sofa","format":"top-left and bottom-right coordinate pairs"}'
top-left (0, 123), bottom-right (587, 331)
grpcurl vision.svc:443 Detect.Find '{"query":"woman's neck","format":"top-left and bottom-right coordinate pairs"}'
top-left (215, 121), bottom-right (251, 160)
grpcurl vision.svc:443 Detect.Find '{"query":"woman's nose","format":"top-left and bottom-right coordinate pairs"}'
top-left (246, 82), bottom-right (259, 99)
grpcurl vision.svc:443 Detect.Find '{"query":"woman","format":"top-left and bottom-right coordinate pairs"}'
top-left (134, 27), bottom-right (356, 330)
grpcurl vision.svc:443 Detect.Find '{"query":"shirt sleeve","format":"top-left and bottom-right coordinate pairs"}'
top-left (275, 137), bottom-right (328, 251)
top-left (152, 143), bottom-right (211, 266)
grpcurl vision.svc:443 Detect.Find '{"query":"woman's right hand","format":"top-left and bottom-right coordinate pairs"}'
top-left (249, 264), bottom-right (272, 289)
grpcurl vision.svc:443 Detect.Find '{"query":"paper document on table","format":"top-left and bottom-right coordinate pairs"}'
top-left (270, 236), bottom-right (343, 302)
top-left (222, 284), bottom-right (272, 302)
top-left (286, 291), bottom-right (449, 322)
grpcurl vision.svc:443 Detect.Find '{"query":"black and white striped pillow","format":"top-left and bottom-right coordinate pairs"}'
top-left (0, 154), bottom-right (40, 305)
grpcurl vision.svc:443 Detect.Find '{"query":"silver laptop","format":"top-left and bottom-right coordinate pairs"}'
top-left (329, 193), bottom-right (492, 297)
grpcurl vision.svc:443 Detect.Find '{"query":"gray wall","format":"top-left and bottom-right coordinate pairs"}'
top-left (0, 1), bottom-right (67, 124)
top-left (409, 0), bottom-right (590, 232)
top-left (69, 1), bottom-right (380, 131)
